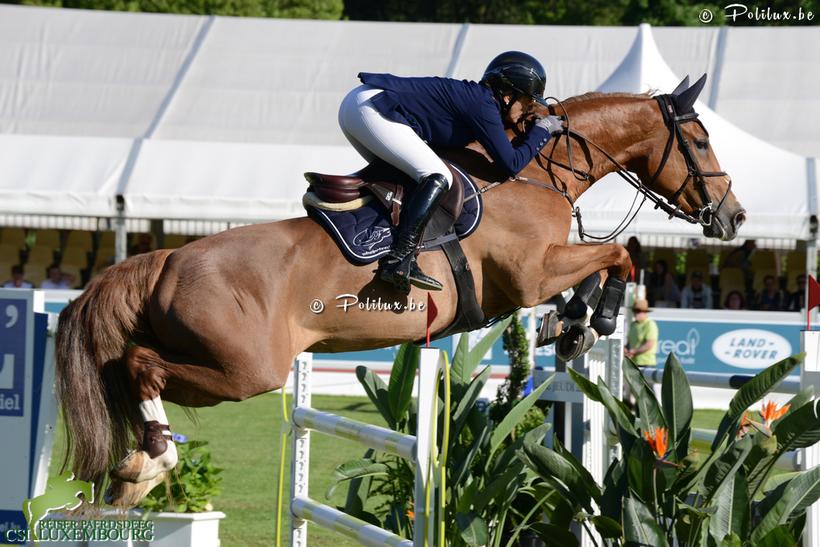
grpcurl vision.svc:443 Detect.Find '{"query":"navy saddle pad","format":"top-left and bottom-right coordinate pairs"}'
top-left (306, 167), bottom-right (483, 265)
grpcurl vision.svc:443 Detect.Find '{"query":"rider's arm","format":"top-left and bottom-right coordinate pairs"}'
top-left (466, 95), bottom-right (551, 177)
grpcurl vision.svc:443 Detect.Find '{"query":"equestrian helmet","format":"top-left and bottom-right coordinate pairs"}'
top-left (481, 51), bottom-right (547, 106)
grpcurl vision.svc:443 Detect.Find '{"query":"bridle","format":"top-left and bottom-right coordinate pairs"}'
top-left (508, 93), bottom-right (732, 242)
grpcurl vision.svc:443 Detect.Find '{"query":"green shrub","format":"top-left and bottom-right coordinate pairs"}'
top-left (139, 440), bottom-right (223, 513)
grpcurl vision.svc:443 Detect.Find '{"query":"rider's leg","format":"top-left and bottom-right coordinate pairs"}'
top-left (338, 85), bottom-right (454, 292)
top-left (378, 173), bottom-right (450, 292)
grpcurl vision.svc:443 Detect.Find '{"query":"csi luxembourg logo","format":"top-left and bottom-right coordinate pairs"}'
top-left (711, 329), bottom-right (792, 369)
top-left (19, 472), bottom-right (93, 545)
top-left (657, 329), bottom-right (700, 365)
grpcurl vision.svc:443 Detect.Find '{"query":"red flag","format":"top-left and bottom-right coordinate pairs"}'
top-left (426, 294), bottom-right (438, 347)
top-left (809, 275), bottom-right (820, 312)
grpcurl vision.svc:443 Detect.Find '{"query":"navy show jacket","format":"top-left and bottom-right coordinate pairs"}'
top-left (358, 72), bottom-right (551, 177)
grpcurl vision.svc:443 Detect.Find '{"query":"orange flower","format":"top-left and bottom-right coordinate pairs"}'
top-left (737, 411), bottom-right (752, 438)
top-left (759, 401), bottom-right (790, 428)
top-left (407, 510), bottom-right (414, 520)
top-left (643, 427), bottom-right (668, 459)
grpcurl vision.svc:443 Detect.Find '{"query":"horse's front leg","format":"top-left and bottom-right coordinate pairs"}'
top-left (524, 243), bottom-right (631, 357)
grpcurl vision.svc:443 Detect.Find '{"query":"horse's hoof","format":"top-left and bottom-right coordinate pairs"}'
top-left (590, 315), bottom-right (617, 336)
top-left (556, 325), bottom-right (598, 361)
top-left (105, 472), bottom-right (167, 507)
top-left (536, 310), bottom-right (565, 347)
top-left (111, 443), bottom-right (178, 483)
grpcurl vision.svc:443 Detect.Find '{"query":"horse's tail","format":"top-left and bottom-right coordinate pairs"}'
top-left (55, 249), bottom-right (172, 494)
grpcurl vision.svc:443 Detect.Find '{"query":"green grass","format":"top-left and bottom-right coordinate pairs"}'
top-left (51, 393), bottom-right (383, 547)
top-left (49, 398), bottom-right (786, 546)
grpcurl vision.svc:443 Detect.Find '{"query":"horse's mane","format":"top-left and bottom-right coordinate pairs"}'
top-left (561, 90), bottom-right (655, 104)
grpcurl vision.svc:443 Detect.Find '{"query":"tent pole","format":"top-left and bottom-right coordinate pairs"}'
top-left (807, 216), bottom-right (818, 325)
top-left (115, 194), bottom-right (127, 263)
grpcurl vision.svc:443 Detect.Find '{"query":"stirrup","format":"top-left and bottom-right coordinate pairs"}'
top-left (406, 262), bottom-right (443, 291)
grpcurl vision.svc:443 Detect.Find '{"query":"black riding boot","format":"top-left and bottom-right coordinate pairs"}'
top-left (378, 173), bottom-right (450, 293)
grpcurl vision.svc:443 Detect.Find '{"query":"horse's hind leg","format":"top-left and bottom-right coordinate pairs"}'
top-left (109, 346), bottom-right (181, 485)
top-left (106, 343), bottom-right (293, 506)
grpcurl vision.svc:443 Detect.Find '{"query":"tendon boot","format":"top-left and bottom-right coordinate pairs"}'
top-left (378, 173), bottom-right (450, 293)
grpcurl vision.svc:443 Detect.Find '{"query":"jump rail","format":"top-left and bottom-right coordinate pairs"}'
top-left (290, 349), bottom-right (446, 547)
top-left (641, 369), bottom-right (800, 393)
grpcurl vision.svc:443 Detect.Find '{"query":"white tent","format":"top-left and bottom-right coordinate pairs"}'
top-left (574, 24), bottom-right (814, 243)
top-left (0, 5), bottom-right (816, 249)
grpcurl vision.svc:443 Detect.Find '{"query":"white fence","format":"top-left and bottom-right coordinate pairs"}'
top-left (290, 349), bottom-right (446, 547)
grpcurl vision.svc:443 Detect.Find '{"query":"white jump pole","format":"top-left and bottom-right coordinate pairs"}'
top-left (290, 347), bottom-right (445, 547)
top-left (290, 352), bottom-right (312, 547)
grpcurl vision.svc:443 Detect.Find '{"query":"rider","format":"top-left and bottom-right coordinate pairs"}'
top-left (338, 51), bottom-right (564, 293)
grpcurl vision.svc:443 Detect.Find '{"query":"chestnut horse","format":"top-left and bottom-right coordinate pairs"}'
top-left (56, 76), bottom-right (745, 505)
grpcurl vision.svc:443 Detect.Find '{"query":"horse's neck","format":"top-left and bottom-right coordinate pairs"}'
top-left (540, 96), bottom-right (659, 201)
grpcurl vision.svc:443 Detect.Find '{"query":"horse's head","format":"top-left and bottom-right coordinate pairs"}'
top-left (640, 75), bottom-right (746, 241)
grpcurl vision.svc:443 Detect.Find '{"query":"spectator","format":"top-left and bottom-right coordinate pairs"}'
top-left (2, 265), bottom-right (33, 289)
top-left (680, 271), bottom-right (713, 309)
top-left (786, 274), bottom-right (806, 312)
top-left (626, 236), bottom-right (646, 283)
top-left (40, 264), bottom-right (75, 290)
top-left (722, 240), bottom-right (756, 300)
top-left (130, 234), bottom-right (153, 256)
top-left (647, 259), bottom-right (680, 308)
top-left (722, 239), bottom-right (757, 269)
top-left (723, 290), bottom-right (745, 310)
top-left (625, 299), bottom-right (658, 366)
top-left (755, 275), bottom-right (784, 311)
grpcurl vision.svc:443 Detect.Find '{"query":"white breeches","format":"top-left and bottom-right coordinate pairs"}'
top-left (338, 85), bottom-right (453, 188)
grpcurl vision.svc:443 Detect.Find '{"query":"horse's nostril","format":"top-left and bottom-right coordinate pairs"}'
top-left (733, 211), bottom-right (747, 228)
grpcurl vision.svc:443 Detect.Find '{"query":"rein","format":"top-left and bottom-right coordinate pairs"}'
top-left (480, 94), bottom-right (731, 243)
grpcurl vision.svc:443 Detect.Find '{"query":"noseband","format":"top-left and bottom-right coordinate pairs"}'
top-left (515, 94), bottom-right (732, 242)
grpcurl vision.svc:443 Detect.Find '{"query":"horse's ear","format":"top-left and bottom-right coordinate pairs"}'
top-left (674, 73), bottom-right (707, 113)
top-left (671, 75), bottom-right (690, 96)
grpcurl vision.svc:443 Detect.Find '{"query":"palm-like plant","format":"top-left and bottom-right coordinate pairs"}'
top-left (516, 353), bottom-right (820, 546)
top-left (330, 317), bottom-right (554, 546)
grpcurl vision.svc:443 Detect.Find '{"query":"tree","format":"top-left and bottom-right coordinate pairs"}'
top-left (12, 0), bottom-right (343, 19)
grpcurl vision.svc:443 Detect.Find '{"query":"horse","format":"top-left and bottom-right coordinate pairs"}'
top-left (55, 75), bottom-right (745, 506)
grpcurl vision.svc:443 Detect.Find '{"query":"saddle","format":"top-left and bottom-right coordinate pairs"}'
top-left (304, 160), bottom-right (467, 241)
top-left (302, 158), bottom-right (486, 339)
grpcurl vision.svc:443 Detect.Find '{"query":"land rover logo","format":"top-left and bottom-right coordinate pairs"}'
top-left (711, 329), bottom-right (792, 369)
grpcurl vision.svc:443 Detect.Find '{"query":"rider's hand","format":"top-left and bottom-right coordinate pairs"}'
top-left (535, 115), bottom-right (564, 137)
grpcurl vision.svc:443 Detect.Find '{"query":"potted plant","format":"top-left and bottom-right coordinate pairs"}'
top-left (134, 439), bottom-right (225, 547)
top-left (43, 439), bottom-right (224, 547)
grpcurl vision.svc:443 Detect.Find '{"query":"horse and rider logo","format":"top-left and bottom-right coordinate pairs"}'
top-left (352, 226), bottom-right (392, 251)
top-left (22, 472), bottom-right (93, 544)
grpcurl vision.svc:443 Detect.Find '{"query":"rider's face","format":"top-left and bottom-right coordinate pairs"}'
top-left (504, 95), bottom-right (535, 124)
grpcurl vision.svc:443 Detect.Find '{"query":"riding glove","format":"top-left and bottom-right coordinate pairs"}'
top-left (535, 115), bottom-right (564, 136)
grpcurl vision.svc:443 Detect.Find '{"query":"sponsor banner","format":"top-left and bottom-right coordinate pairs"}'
top-left (0, 289), bottom-right (55, 544)
top-left (651, 309), bottom-right (802, 374)
top-left (38, 296), bottom-right (803, 376)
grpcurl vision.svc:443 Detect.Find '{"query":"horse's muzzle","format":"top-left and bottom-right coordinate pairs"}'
top-left (704, 206), bottom-right (746, 241)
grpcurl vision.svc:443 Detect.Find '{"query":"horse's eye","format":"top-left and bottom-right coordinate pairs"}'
top-left (695, 139), bottom-right (708, 149)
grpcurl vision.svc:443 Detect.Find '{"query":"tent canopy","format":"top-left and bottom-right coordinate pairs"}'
top-left (0, 5), bottom-right (817, 242)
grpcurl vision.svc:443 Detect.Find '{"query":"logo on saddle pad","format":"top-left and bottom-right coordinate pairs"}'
top-left (353, 226), bottom-right (391, 251)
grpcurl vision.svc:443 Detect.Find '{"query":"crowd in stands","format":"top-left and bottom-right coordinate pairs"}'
top-left (3, 263), bottom-right (79, 290)
top-left (628, 237), bottom-right (808, 312)
top-left (644, 268), bottom-right (806, 311)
